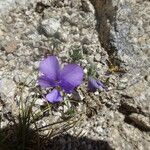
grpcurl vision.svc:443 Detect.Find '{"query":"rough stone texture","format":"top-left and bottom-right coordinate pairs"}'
top-left (0, 0), bottom-right (150, 150)
top-left (2, 40), bottom-right (17, 53)
top-left (128, 113), bottom-right (150, 131)
top-left (39, 18), bottom-right (61, 37)
top-left (0, 78), bottom-right (16, 99)
top-left (0, 59), bottom-right (5, 68)
top-left (89, 0), bottom-right (150, 149)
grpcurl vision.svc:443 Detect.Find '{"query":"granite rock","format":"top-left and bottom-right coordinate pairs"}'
top-left (0, 0), bottom-right (149, 149)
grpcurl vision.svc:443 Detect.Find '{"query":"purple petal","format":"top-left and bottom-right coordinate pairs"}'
top-left (46, 89), bottom-right (62, 103)
top-left (88, 77), bottom-right (99, 92)
top-left (39, 56), bottom-right (60, 81)
top-left (59, 64), bottom-right (83, 92)
top-left (88, 77), bottom-right (107, 92)
top-left (97, 80), bottom-right (108, 91)
top-left (59, 80), bottom-right (75, 94)
top-left (38, 75), bottom-right (56, 88)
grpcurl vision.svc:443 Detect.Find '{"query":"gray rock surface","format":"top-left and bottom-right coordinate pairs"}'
top-left (89, 0), bottom-right (150, 149)
top-left (0, 0), bottom-right (149, 150)
top-left (39, 18), bottom-right (61, 37)
top-left (0, 78), bottom-right (16, 99)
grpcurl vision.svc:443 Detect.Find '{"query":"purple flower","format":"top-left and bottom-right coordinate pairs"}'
top-left (38, 56), bottom-right (84, 103)
top-left (88, 77), bottom-right (107, 92)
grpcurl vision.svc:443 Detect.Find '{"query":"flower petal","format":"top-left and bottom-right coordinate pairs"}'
top-left (38, 75), bottom-right (56, 88)
top-left (39, 56), bottom-right (60, 80)
top-left (88, 77), bottom-right (107, 92)
top-left (59, 64), bottom-right (83, 92)
top-left (97, 80), bottom-right (108, 91)
top-left (88, 77), bottom-right (98, 92)
top-left (59, 80), bottom-right (75, 94)
top-left (46, 89), bottom-right (62, 103)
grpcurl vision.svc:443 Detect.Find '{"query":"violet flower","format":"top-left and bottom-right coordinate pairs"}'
top-left (88, 77), bottom-right (107, 92)
top-left (38, 56), bottom-right (83, 103)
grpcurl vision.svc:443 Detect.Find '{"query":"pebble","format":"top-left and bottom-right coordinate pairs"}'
top-left (94, 53), bottom-right (101, 62)
top-left (0, 59), bottom-right (5, 68)
top-left (0, 78), bottom-right (16, 100)
top-left (52, 111), bottom-right (62, 117)
top-left (83, 68), bottom-right (88, 74)
top-left (82, 36), bottom-right (91, 45)
top-left (6, 16), bottom-right (13, 24)
top-left (3, 41), bottom-right (17, 53)
top-left (94, 91), bottom-right (99, 96)
top-left (81, 0), bottom-right (95, 14)
top-left (72, 91), bottom-right (82, 101)
top-left (33, 61), bottom-right (40, 70)
top-left (40, 18), bottom-right (61, 37)
top-left (54, 31), bottom-right (67, 42)
top-left (94, 126), bottom-right (103, 133)
top-left (35, 98), bottom-right (44, 106)
top-left (0, 29), bottom-right (4, 36)
top-left (0, 120), bottom-right (9, 128)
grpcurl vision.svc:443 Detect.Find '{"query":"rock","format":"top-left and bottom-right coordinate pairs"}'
top-left (0, 79), bottom-right (1, 91)
top-left (0, 78), bottom-right (18, 116)
top-left (125, 80), bottom-right (148, 97)
top-left (110, 121), bottom-right (150, 150)
top-left (128, 113), bottom-right (150, 131)
top-left (81, 36), bottom-right (91, 45)
top-left (124, 79), bottom-right (150, 114)
top-left (35, 98), bottom-right (44, 106)
top-left (0, 78), bottom-right (16, 100)
top-left (94, 53), bottom-right (101, 62)
top-left (0, 0), bottom-right (15, 13)
top-left (90, 0), bottom-right (150, 82)
top-left (72, 91), bottom-right (82, 101)
top-left (0, 29), bottom-right (4, 36)
top-left (144, 75), bottom-right (150, 83)
top-left (0, 0), bottom-right (149, 149)
top-left (0, 59), bottom-right (5, 68)
top-left (3, 40), bottom-right (17, 53)
top-left (39, 18), bottom-right (61, 37)
top-left (54, 31), bottom-right (68, 42)
top-left (90, 0), bottom-right (150, 149)
top-left (119, 97), bottom-right (140, 114)
top-left (81, 0), bottom-right (95, 13)
top-left (0, 119), bottom-right (9, 128)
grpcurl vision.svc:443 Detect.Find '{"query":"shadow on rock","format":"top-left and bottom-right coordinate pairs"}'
top-left (0, 124), bottom-right (113, 150)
